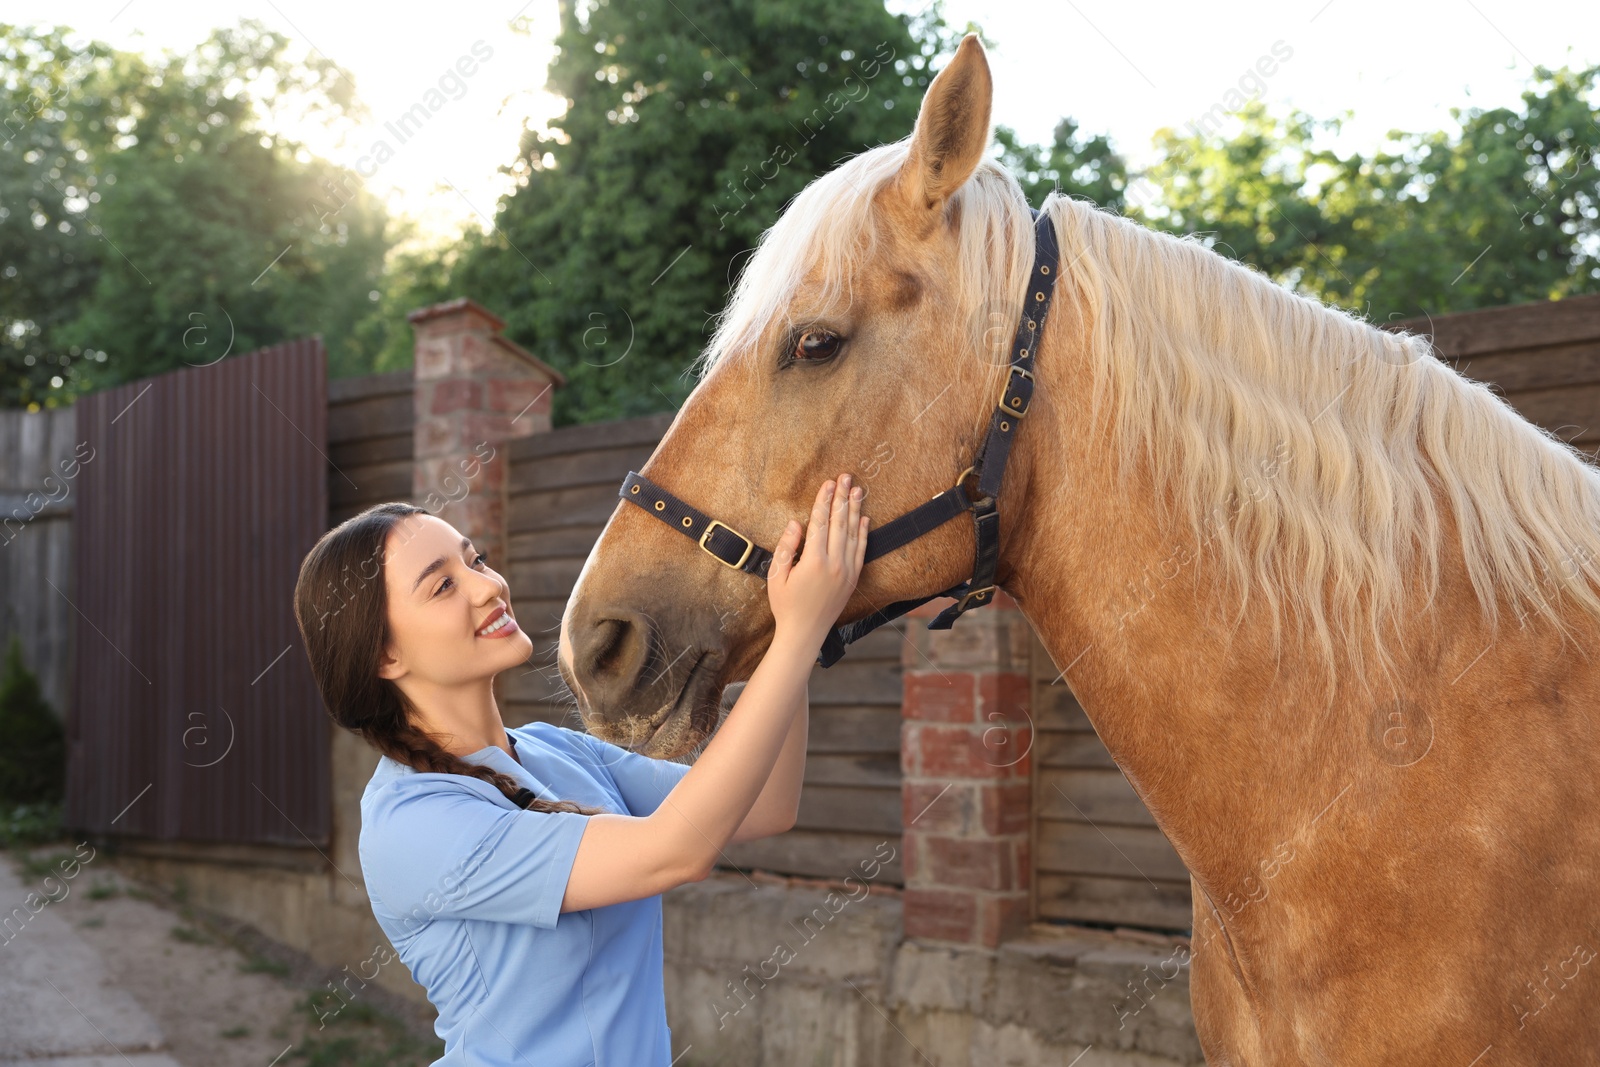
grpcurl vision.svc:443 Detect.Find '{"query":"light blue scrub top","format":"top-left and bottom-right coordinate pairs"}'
top-left (358, 720), bottom-right (693, 1067)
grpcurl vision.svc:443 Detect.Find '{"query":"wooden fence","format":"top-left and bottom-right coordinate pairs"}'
top-left (327, 370), bottom-right (414, 524)
top-left (1389, 293), bottom-right (1600, 458)
top-left (0, 406), bottom-right (79, 720)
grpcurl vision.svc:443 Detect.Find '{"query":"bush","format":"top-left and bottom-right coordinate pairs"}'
top-left (0, 633), bottom-right (65, 804)
top-left (0, 800), bottom-right (64, 849)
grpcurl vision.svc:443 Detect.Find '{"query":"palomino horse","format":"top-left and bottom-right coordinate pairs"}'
top-left (557, 33), bottom-right (1600, 1065)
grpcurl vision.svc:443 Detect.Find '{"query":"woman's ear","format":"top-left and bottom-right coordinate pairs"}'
top-left (377, 642), bottom-right (405, 682)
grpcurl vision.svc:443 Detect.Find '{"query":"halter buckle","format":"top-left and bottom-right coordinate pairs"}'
top-left (953, 584), bottom-right (995, 611)
top-left (699, 519), bottom-right (754, 570)
top-left (998, 366), bottom-right (1034, 418)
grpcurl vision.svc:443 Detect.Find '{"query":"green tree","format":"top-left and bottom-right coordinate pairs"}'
top-left (1140, 65), bottom-right (1600, 322)
top-left (0, 634), bottom-right (64, 805)
top-left (0, 21), bottom-right (394, 408)
top-left (994, 117), bottom-right (1128, 211)
top-left (452, 0), bottom-right (963, 426)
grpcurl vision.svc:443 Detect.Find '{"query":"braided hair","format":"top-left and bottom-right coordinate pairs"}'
top-left (293, 502), bottom-right (607, 816)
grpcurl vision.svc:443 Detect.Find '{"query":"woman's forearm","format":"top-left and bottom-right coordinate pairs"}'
top-left (649, 626), bottom-right (817, 874)
top-left (733, 682), bottom-right (808, 841)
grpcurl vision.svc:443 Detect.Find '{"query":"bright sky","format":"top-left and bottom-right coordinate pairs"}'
top-left (11, 0), bottom-right (1599, 244)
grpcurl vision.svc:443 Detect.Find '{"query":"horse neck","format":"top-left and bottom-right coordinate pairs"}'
top-left (996, 312), bottom-right (1360, 895)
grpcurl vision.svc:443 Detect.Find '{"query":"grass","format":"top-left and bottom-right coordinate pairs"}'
top-left (286, 991), bottom-right (444, 1067)
top-left (170, 924), bottom-right (212, 945)
top-left (221, 1024), bottom-right (251, 1039)
top-left (239, 953), bottom-right (292, 978)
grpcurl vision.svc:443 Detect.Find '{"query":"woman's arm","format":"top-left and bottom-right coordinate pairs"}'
top-left (729, 680), bottom-right (807, 844)
top-left (560, 474), bottom-right (864, 913)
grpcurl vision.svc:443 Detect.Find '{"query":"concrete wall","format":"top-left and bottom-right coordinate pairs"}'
top-left (664, 872), bottom-right (1203, 1067)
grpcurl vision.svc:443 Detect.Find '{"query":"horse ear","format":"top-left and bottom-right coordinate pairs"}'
top-left (896, 33), bottom-right (993, 214)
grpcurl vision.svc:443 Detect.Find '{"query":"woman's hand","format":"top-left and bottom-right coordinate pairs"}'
top-left (767, 473), bottom-right (868, 649)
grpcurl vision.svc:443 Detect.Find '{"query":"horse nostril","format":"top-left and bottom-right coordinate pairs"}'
top-left (589, 618), bottom-right (630, 676)
top-left (570, 606), bottom-right (652, 710)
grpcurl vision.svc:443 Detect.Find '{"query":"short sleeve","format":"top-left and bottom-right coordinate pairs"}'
top-left (574, 732), bottom-right (693, 818)
top-left (362, 782), bottom-right (590, 932)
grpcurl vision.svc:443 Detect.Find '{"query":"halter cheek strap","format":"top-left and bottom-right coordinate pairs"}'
top-left (616, 206), bottom-right (1062, 667)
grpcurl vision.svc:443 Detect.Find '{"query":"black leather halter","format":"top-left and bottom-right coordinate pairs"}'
top-left (617, 206), bottom-right (1062, 668)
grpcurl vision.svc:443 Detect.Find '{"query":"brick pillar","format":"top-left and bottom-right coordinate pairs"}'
top-left (901, 589), bottom-right (1034, 947)
top-left (407, 298), bottom-right (565, 563)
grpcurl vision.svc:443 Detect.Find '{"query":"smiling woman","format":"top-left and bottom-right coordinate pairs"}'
top-left (292, 501), bottom-right (605, 816)
top-left (290, 484), bottom-right (866, 1066)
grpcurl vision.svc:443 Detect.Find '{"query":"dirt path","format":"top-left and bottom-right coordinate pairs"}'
top-left (1, 842), bottom-right (442, 1067)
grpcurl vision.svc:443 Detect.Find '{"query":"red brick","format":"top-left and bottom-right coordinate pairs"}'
top-left (903, 672), bottom-right (977, 722)
top-left (973, 722), bottom-right (1032, 774)
top-left (975, 672), bottom-right (1032, 724)
top-left (976, 893), bottom-right (1032, 947)
top-left (901, 831), bottom-right (922, 882)
top-left (463, 411), bottom-right (521, 443)
top-left (429, 379), bottom-right (483, 415)
top-left (925, 836), bottom-right (1017, 891)
top-left (487, 376), bottom-right (554, 419)
top-left (903, 887), bottom-right (977, 942)
top-left (980, 782), bottom-right (1033, 836)
top-left (414, 414), bottom-right (456, 458)
top-left (473, 452), bottom-right (506, 491)
top-left (902, 781), bottom-right (978, 834)
top-left (903, 723), bottom-right (994, 780)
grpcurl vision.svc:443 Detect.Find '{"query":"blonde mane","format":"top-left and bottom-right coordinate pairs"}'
top-left (692, 138), bottom-right (1036, 390)
top-left (694, 138), bottom-right (1600, 702)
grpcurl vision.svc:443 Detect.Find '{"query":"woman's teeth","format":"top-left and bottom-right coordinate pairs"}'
top-left (479, 614), bottom-right (514, 636)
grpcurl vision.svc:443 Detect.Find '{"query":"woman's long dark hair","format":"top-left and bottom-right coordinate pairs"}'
top-left (293, 502), bottom-right (606, 816)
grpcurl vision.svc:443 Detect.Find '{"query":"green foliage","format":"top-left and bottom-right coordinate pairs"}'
top-left (7, 11), bottom-right (1597, 425)
top-left (451, 0), bottom-right (963, 425)
top-left (0, 633), bottom-right (64, 805)
top-left (239, 952), bottom-right (292, 977)
top-left (289, 990), bottom-right (443, 1067)
top-left (994, 117), bottom-right (1127, 211)
top-left (0, 20), bottom-right (394, 407)
top-left (0, 801), bottom-right (64, 849)
top-left (1140, 65), bottom-right (1600, 321)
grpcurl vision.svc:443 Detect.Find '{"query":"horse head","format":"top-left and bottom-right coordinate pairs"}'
top-left (556, 35), bottom-right (1048, 757)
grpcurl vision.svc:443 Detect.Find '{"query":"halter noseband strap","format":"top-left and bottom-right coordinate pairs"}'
top-left (616, 206), bottom-right (1062, 667)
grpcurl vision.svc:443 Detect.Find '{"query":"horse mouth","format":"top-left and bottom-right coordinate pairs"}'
top-left (635, 650), bottom-right (722, 759)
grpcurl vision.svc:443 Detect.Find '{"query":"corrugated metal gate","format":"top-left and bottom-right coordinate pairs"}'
top-left (66, 340), bottom-right (331, 846)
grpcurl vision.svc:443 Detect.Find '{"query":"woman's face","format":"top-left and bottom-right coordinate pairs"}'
top-left (377, 514), bottom-right (533, 688)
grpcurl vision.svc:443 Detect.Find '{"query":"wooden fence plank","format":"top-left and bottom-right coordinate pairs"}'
top-left (1035, 821), bottom-right (1191, 882)
top-left (1036, 873), bottom-right (1194, 931)
top-left (723, 830), bottom-right (903, 884)
top-left (1038, 769), bottom-right (1161, 826)
top-left (1387, 292), bottom-right (1600, 357)
top-left (796, 785), bottom-right (901, 835)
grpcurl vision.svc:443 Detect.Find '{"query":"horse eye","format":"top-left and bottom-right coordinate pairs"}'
top-left (792, 329), bottom-right (842, 362)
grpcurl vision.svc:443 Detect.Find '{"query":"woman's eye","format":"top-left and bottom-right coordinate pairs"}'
top-left (791, 329), bottom-right (842, 363)
top-left (437, 553), bottom-right (489, 595)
